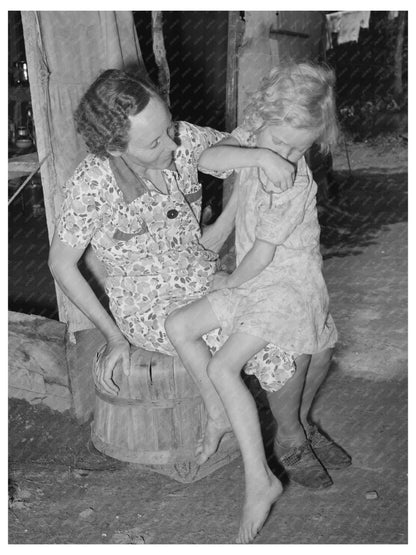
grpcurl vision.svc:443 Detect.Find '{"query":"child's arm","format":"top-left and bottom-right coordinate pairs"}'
top-left (211, 238), bottom-right (276, 291)
top-left (198, 137), bottom-right (295, 192)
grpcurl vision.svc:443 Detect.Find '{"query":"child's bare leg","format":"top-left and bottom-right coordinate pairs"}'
top-left (165, 298), bottom-right (231, 464)
top-left (207, 334), bottom-right (283, 543)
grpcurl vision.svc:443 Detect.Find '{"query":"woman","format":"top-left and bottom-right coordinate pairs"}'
top-left (48, 69), bottom-right (296, 461)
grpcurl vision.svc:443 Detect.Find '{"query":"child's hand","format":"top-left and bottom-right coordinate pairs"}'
top-left (259, 149), bottom-right (296, 192)
top-left (210, 271), bottom-right (230, 291)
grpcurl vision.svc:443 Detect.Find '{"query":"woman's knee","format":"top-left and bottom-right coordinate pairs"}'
top-left (294, 353), bottom-right (312, 375)
top-left (309, 348), bottom-right (333, 374)
top-left (164, 308), bottom-right (189, 342)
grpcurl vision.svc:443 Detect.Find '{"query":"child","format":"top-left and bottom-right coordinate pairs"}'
top-left (165, 61), bottom-right (347, 543)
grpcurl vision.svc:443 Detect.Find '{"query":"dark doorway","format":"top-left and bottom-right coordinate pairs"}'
top-left (134, 11), bottom-right (229, 222)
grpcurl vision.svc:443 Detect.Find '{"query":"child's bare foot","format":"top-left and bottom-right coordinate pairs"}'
top-left (195, 416), bottom-right (232, 465)
top-left (236, 474), bottom-right (283, 544)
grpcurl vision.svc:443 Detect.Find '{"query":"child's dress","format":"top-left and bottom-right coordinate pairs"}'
top-left (208, 127), bottom-right (338, 381)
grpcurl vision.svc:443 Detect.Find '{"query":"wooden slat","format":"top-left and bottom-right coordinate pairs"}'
top-left (65, 327), bottom-right (106, 422)
top-left (8, 151), bottom-right (39, 179)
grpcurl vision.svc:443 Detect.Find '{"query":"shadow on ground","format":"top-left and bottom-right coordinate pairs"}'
top-left (319, 170), bottom-right (407, 259)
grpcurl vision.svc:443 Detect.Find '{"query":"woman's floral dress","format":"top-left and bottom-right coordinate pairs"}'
top-left (57, 122), bottom-right (295, 392)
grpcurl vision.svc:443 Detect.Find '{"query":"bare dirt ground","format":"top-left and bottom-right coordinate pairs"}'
top-left (8, 134), bottom-right (408, 545)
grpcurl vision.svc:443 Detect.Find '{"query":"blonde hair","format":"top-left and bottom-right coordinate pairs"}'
top-left (243, 62), bottom-right (339, 154)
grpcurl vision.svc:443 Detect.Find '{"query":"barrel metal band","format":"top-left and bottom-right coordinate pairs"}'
top-left (94, 386), bottom-right (200, 408)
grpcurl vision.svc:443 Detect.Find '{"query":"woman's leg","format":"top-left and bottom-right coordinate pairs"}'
top-left (266, 354), bottom-right (311, 447)
top-left (207, 333), bottom-right (282, 543)
top-left (300, 348), bottom-right (352, 468)
top-left (165, 297), bottom-right (232, 464)
top-left (299, 348), bottom-right (333, 428)
top-left (266, 354), bottom-right (332, 489)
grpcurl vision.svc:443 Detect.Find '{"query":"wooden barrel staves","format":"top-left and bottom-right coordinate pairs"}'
top-left (91, 345), bottom-right (239, 483)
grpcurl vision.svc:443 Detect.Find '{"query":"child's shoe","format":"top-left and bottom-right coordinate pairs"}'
top-left (275, 439), bottom-right (333, 489)
top-left (306, 425), bottom-right (352, 469)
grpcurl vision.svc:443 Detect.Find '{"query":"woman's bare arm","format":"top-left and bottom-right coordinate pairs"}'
top-left (48, 232), bottom-right (130, 395)
top-left (200, 180), bottom-right (238, 253)
top-left (210, 238), bottom-right (276, 291)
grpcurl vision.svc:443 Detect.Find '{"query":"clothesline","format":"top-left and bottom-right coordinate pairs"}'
top-left (325, 11), bottom-right (398, 50)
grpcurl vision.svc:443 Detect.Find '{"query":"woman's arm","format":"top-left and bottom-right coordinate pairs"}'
top-left (210, 238), bottom-right (276, 291)
top-left (48, 232), bottom-right (130, 395)
top-left (200, 180), bottom-right (238, 253)
top-left (198, 137), bottom-right (296, 192)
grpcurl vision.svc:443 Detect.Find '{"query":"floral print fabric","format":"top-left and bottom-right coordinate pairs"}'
top-left (57, 121), bottom-right (295, 392)
top-left (57, 122), bottom-right (228, 354)
top-left (208, 126), bottom-right (337, 383)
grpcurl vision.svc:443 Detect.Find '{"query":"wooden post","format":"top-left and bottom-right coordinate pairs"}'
top-left (393, 11), bottom-right (406, 105)
top-left (225, 11), bottom-right (243, 133)
top-left (152, 11), bottom-right (170, 105)
top-left (220, 11), bottom-right (243, 260)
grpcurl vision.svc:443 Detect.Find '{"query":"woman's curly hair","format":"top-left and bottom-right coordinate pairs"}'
top-left (243, 61), bottom-right (339, 154)
top-left (74, 69), bottom-right (160, 157)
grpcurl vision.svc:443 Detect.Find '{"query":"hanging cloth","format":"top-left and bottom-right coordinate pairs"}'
top-left (326, 11), bottom-right (371, 50)
top-left (33, 11), bottom-right (147, 188)
top-left (23, 11), bottom-right (148, 331)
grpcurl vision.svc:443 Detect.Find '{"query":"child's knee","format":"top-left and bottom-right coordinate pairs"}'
top-left (207, 353), bottom-right (241, 384)
top-left (207, 356), bottom-right (222, 383)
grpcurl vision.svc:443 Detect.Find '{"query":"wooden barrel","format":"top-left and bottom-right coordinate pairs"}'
top-left (91, 345), bottom-right (239, 481)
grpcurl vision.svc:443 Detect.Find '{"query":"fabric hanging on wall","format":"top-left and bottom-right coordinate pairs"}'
top-left (388, 12), bottom-right (399, 20)
top-left (36, 11), bottom-right (146, 188)
top-left (325, 11), bottom-right (371, 50)
top-left (30, 11), bottom-right (147, 331)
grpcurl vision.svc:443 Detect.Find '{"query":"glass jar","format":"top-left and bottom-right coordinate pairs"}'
top-left (13, 61), bottom-right (29, 87)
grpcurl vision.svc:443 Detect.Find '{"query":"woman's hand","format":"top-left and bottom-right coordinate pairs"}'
top-left (210, 270), bottom-right (231, 292)
top-left (200, 223), bottom-right (230, 253)
top-left (49, 234), bottom-right (132, 396)
top-left (258, 149), bottom-right (296, 192)
top-left (94, 336), bottom-right (131, 396)
top-left (200, 180), bottom-right (238, 253)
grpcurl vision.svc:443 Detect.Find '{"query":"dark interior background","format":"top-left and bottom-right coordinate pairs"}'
top-left (8, 11), bottom-right (407, 321)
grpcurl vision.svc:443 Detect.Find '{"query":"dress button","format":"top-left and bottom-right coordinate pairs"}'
top-left (167, 209), bottom-right (179, 219)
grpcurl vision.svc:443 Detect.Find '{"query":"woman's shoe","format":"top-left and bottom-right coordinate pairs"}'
top-left (275, 439), bottom-right (333, 489)
top-left (306, 425), bottom-right (352, 470)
